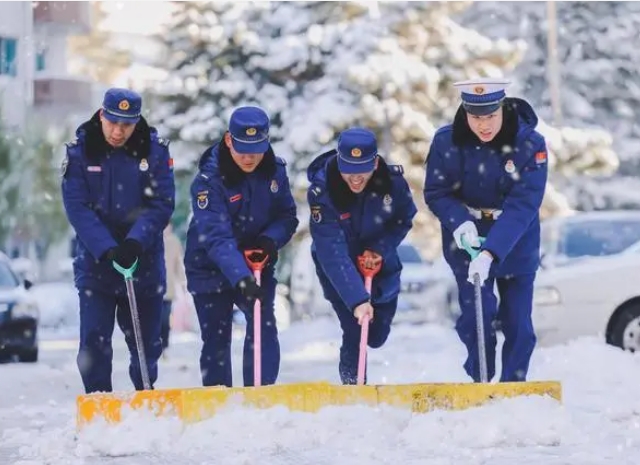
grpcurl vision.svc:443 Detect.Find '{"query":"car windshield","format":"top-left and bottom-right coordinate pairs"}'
top-left (397, 245), bottom-right (422, 264)
top-left (0, 262), bottom-right (19, 288)
top-left (558, 219), bottom-right (640, 258)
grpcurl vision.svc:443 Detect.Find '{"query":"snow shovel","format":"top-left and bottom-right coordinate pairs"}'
top-left (356, 253), bottom-right (382, 385)
top-left (243, 249), bottom-right (270, 387)
top-left (461, 236), bottom-right (490, 383)
top-left (76, 246), bottom-right (562, 429)
top-left (113, 259), bottom-right (151, 391)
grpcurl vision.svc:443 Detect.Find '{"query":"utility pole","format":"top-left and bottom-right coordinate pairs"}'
top-left (547, 1), bottom-right (562, 126)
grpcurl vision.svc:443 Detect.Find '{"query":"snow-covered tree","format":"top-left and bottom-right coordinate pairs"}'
top-left (67, 2), bottom-right (132, 84)
top-left (151, 1), bottom-right (622, 258)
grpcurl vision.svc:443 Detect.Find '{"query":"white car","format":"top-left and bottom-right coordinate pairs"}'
top-left (534, 250), bottom-right (640, 351)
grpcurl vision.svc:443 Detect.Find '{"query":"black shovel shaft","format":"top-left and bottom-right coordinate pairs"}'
top-left (473, 273), bottom-right (489, 383)
top-left (124, 277), bottom-right (151, 390)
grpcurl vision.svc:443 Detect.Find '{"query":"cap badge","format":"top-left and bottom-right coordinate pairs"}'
top-left (246, 127), bottom-right (257, 136)
top-left (118, 100), bottom-right (130, 111)
top-left (351, 148), bottom-right (362, 158)
top-left (473, 86), bottom-right (485, 95)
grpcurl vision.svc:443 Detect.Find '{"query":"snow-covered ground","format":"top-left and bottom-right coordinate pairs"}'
top-left (1, 312), bottom-right (640, 464)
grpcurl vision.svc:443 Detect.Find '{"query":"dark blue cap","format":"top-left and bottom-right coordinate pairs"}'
top-left (337, 127), bottom-right (378, 174)
top-left (454, 77), bottom-right (511, 116)
top-left (229, 106), bottom-right (270, 155)
top-left (102, 88), bottom-right (142, 124)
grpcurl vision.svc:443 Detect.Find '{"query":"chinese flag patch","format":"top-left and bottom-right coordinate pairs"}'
top-left (535, 151), bottom-right (547, 164)
top-left (168, 158), bottom-right (174, 169)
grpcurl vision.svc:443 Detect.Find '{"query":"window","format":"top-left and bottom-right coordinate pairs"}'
top-left (0, 262), bottom-right (19, 289)
top-left (36, 49), bottom-right (46, 72)
top-left (397, 244), bottom-right (423, 264)
top-left (559, 218), bottom-right (640, 258)
top-left (0, 37), bottom-right (18, 76)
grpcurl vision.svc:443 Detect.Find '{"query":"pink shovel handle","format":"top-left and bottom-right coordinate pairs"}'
top-left (253, 269), bottom-right (262, 387)
top-left (356, 275), bottom-right (373, 385)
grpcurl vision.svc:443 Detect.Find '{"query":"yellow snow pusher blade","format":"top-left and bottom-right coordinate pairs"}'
top-left (76, 380), bottom-right (562, 429)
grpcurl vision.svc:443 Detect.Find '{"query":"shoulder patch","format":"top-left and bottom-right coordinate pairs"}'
top-left (158, 137), bottom-right (170, 147)
top-left (275, 157), bottom-right (287, 166)
top-left (389, 164), bottom-right (404, 175)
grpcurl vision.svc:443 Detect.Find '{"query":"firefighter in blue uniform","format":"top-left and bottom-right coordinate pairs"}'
top-left (184, 106), bottom-right (299, 387)
top-left (424, 78), bottom-right (549, 382)
top-left (307, 127), bottom-right (417, 384)
top-left (61, 88), bottom-right (175, 393)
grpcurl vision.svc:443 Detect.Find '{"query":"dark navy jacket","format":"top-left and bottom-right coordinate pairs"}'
top-left (307, 151), bottom-right (417, 310)
top-left (424, 98), bottom-right (548, 277)
top-left (61, 113), bottom-right (175, 292)
top-left (184, 141), bottom-right (298, 293)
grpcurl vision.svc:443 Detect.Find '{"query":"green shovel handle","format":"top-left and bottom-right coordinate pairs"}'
top-left (461, 236), bottom-right (486, 260)
top-left (112, 259), bottom-right (139, 280)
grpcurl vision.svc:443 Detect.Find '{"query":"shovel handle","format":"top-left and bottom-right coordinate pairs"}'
top-left (112, 259), bottom-right (139, 280)
top-left (356, 269), bottom-right (377, 386)
top-left (244, 249), bottom-right (269, 272)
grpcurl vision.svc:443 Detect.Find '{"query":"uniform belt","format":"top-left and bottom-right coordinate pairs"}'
top-left (466, 206), bottom-right (502, 220)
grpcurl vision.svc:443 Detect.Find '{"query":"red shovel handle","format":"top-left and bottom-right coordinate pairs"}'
top-left (357, 254), bottom-right (382, 279)
top-left (244, 249), bottom-right (268, 272)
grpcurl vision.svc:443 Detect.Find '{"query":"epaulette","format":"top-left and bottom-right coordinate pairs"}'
top-left (158, 137), bottom-right (170, 147)
top-left (309, 185), bottom-right (322, 197)
top-left (275, 156), bottom-right (287, 166)
top-left (65, 138), bottom-right (79, 149)
top-left (389, 164), bottom-right (404, 175)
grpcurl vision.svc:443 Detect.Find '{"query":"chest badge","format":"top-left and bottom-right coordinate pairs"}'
top-left (504, 160), bottom-right (516, 174)
top-left (139, 158), bottom-right (149, 172)
top-left (383, 194), bottom-right (393, 206)
top-left (270, 179), bottom-right (279, 193)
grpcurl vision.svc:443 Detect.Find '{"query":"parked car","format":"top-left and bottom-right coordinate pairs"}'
top-left (396, 242), bottom-right (439, 323)
top-left (0, 253), bottom-right (39, 362)
top-left (534, 248), bottom-right (640, 351)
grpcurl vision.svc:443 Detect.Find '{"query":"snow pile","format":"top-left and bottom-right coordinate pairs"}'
top-left (2, 320), bottom-right (640, 464)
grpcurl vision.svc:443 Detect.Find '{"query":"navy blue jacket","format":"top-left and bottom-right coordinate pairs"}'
top-left (184, 141), bottom-right (298, 293)
top-left (307, 151), bottom-right (417, 310)
top-left (424, 98), bottom-right (549, 277)
top-left (61, 113), bottom-right (175, 292)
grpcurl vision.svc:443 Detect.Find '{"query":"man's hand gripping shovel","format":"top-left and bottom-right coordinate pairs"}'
top-left (244, 250), bottom-right (269, 387)
top-left (113, 259), bottom-right (151, 390)
top-left (355, 254), bottom-right (382, 386)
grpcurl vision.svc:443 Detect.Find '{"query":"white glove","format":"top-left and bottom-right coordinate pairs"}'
top-left (467, 251), bottom-right (494, 286)
top-left (453, 221), bottom-right (480, 250)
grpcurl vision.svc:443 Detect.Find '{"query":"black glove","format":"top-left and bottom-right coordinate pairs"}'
top-left (236, 276), bottom-right (265, 304)
top-left (107, 239), bottom-right (142, 268)
top-left (245, 236), bottom-right (277, 266)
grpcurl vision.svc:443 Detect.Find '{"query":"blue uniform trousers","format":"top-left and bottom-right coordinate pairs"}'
top-left (454, 272), bottom-right (536, 382)
top-left (315, 264), bottom-right (397, 385)
top-left (191, 274), bottom-right (280, 387)
top-left (77, 287), bottom-right (163, 393)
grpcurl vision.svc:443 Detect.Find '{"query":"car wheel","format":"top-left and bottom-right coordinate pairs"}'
top-left (18, 347), bottom-right (38, 363)
top-left (607, 302), bottom-right (640, 352)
